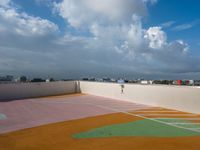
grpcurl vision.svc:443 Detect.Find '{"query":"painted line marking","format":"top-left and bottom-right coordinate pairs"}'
top-left (144, 107), bottom-right (173, 110)
top-left (132, 111), bottom-right (179, 113)
top-left (167, 123), bottom-right (200, 125)
top-left (92, 105), bottom-right (200, 134)
top-left (153, 118), bottom-right (200, 120)
top-left (30, 100), bottom-right (200, 133)
top-left (186, 128), bottom-right (200, 130)
top-left (137, 114), bottom-right (198, 116)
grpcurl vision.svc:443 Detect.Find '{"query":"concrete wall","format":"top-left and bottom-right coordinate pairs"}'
top-left (0, 81), bottom-right (79, 101)
top-left (80, 81), bottom-right (200, 114)
top-left (1, 80), bottom-right (200, 114)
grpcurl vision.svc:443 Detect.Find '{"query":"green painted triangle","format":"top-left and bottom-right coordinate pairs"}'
top-left (73, 119), bottom-right (200, 138)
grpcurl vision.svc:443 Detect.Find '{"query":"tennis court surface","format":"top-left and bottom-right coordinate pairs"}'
top-left (1, 94), bottom-right (200, 150)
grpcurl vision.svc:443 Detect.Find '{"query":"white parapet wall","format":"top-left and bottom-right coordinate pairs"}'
top-left (0, 81), bottom-right (79, 101)
top-left (80, 81), bottom-right (200, 114)
top-left (1, 80), bottom-right (200, 114)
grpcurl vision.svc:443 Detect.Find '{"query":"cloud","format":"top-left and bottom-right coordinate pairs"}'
top-left (0, 8), bottom-right (58, 36)
top-left (0, 0), bottom-right (200, 79)
top-left (172, 21), bottom-right (199, 31)
top-left (161, 21), bottom-right (176, 28)
top-left (0, 1), bottom-right (59, 51)
top-left (144, 27), bottom-right (167, 49)
top-left (54, 0), bottom-right (148, 28)
top-left (0, 0), bottom-right (62, 77)
top-left (173, 23), bottom-right (194, 31)
top-left (0, 0), bottom-right (10, 7)
top-left (53, 0), bottom-right (199, 76)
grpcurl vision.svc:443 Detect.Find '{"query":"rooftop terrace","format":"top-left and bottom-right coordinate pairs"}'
top-left (1, 81), bottom-right (200, 150)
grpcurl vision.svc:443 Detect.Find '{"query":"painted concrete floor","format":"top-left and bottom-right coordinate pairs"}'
top-left (1, 94), bottom-right (200, 150)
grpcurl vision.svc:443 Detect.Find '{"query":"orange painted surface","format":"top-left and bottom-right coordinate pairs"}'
top-left (130, 108), bottom-right (200, 119)
top-left (1, 113), bottom-right (200, 150)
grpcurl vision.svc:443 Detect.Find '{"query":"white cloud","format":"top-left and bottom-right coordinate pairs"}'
top-left (144, 27), bottom-right (167, 49)
top-left (161, 21), bottom-right (176, 28)
top-left (0, 0), bottom-right (200, 79)
top-left (173, 23), bottom-right (194, 31)
top-left (51, 0), bottom-right (199, 77)
top-left (0, 2), bottom-right (58, 36)
top-left (0, 0), bottom-right (10, 7)
top-left (172, 21), bottom-right (199, 31)
top-left (54, 0), bottom-right (148, 28)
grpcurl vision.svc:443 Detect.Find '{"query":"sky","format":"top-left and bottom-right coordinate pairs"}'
top-left (0, 0), bottom-right (200, 79)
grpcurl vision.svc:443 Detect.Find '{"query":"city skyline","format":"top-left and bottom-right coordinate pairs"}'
top-left (0, 0), bottom-right (200, 79)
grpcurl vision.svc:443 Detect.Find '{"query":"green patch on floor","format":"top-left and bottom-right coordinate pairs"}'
top-left (155, 118), bottom-right (200, 128)
top-left (155, 118), bottom-right (192, 123)
top-left (0, 113), bottom-right (6, 120)
top-left (73, 119), bottom-right (200, 138)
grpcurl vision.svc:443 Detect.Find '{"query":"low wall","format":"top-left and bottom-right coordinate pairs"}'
top-left (1, 81), bottom-right (200, 114)
top-left (0, 81), bottom-right (79, 101)
top-left (80, 81), bottom-right (200, 114)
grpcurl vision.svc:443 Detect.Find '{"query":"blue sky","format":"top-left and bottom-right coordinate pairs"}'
top-left (148, 0), bottom-right (200, 53)
top-left (0, 0), bottom-right (200, 79)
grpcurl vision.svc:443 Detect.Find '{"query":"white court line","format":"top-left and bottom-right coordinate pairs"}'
top-left (154, 118), bottom-right (200, 120)
top-left (139, 107), bottom-right (167, 110)
top-left (168, 122), bottom-right (200, 125)
top-left (29, 100), bottom-right (151, 110)
top-left (89, 105), bottom-right (200, 133)
top-left (187, 128), bottom-right (200, 130)
top-left (132, 111), bottom-right (179, 113)
top-left (138, 114), bottom-right (197, 116)
top-left (30, 100), bottom-right (200, 133)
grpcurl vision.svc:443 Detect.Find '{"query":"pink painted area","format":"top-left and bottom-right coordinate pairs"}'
top-left (0, 94), bottom-right (152, 133)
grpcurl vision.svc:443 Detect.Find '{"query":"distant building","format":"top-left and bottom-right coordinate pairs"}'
top-left (95, 78), bottom-right (103, 82)
top-left (19, 76), bottom-right (27, 82)
top-left (46, 78), bottom-right (55, 82)
top-left (0, 75), bottom-right (14, 83)
top-left (172, 80), bottom-right (195, 86)
top-left (153, 80), bottom-right (173, 85)
top-left (31, 78), bottom-right (45, 82)
top-left (177, 80), bottom-right (182, 85)
top-left (117, 79), bottom-right (125, 84)
top-left (172, 80), bottom-right (196, 86)
top-left (194, 80), bottom-right (200, 86)
top-left (88, 78), bottom-right (95, 81)
top-left (110, 78), bottom-right (116, 82)
top-left (140, 80), bottom-right (149, 84)
top-left (184, 80), bottom-right (190, 85)
top-left (189, 80), bottom-right (194, 86)
top-left (82, 78), bottom-right (89, 81)
top-left (102, 77), bottom-right (111, 82)
top-left (0, 75), bottom-right (13, 81)
top-left (172, 80), bottom-right (177, 85)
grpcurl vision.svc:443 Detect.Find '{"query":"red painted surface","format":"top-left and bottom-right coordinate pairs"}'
top-left (0, 94), bottom-right (151, 133)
